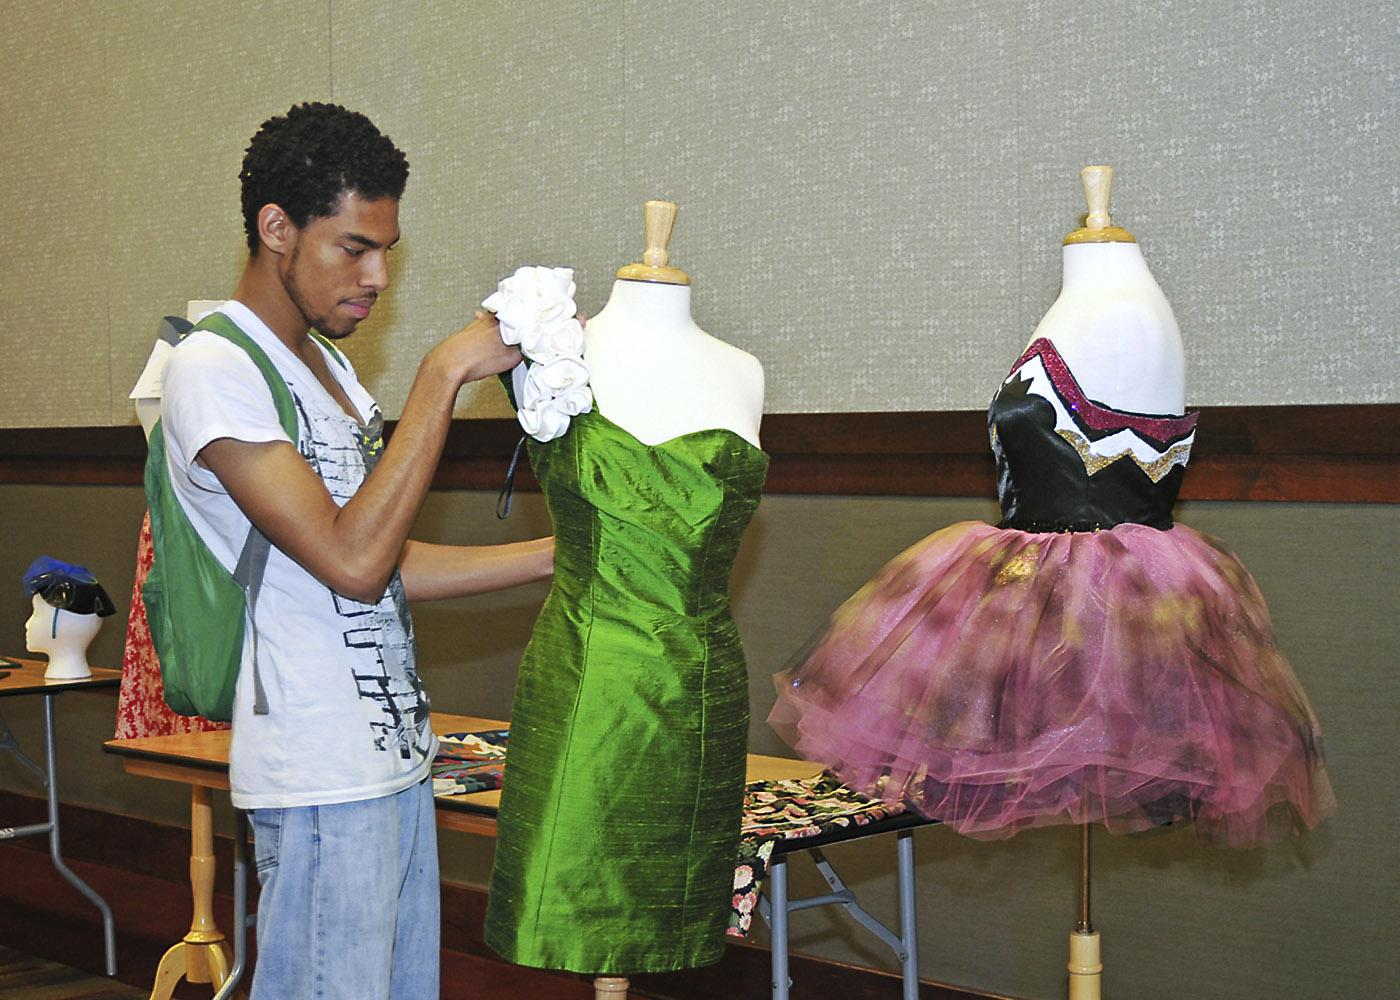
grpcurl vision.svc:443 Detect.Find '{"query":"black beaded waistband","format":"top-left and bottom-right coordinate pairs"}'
top-left (996, 517), bottom-right (1173, 534)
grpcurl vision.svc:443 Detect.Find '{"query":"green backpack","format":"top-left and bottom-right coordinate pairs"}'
top-left (143, 311), bottom-right (345, 721)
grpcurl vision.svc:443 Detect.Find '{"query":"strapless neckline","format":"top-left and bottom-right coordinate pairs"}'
top-left (583, 408), bottom-right (767, 459)
top-left (1009, 338), bottom-right (1198, 442)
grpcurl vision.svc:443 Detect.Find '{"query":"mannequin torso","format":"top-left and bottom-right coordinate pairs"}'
top-left (1031, 241), bottom-right (1186, 416)
top-left (133, 302), bottom-right (223, 441)
top-left (584, 279), bottom-right (764, 447)
top-left (136, 397), bottom-right (161, 439)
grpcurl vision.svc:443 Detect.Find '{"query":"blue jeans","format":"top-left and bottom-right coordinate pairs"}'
top-left (249, 778), bottom-right (439, 1000)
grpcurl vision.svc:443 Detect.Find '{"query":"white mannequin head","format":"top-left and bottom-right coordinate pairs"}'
top-left (25, 593), bottom-right (103, 679)
top-left (21, 556), bottom-right (115, 680)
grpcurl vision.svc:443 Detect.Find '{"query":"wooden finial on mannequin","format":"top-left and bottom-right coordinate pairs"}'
top-left (615, 199), bottom-right (691, 285)
top-left (1064, 165), bottom-right (1137, 245)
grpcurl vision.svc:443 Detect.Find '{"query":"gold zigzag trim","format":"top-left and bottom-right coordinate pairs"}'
top-left (1056, 425), bottom-right (1192, 482)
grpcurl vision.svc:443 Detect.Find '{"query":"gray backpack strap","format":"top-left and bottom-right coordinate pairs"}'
top-left (233, 526), bottom-right (275, 716)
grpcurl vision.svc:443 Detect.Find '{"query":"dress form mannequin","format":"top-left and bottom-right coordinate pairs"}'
top-left (770, 165), bottom-right (1332, 1000)
top-left (585, 200), bottom-right (764, 447)
top-left (1031, 165), bottom-right (1186, 417)
top-left (25, 593), bottom-right (102, 680)
top-left (513, 202), bottom-right (762, 1000)
top-left (1037, 166), bottom-right (1181, 1000)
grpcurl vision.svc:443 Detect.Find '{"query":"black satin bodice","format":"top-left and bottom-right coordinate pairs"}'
top-left (990, 340), bottom-right (1198, 533)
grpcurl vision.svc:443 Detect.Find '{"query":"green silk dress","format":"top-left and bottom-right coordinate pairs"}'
top-left (484, 408), bottom-right (767, 974)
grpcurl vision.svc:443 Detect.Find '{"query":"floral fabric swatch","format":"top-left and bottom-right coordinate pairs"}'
top-left (431, 729), bottom-right (508, 795)
top-left (728, 774), bottom-right (907, 936)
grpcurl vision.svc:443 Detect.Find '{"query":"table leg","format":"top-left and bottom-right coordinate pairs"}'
top-left (149, 785), bottom-right (233, 1000)
top-left (0, 709), bottom-right (47, 783)
top-left (594, 976), bottom-right (629, 998)
top-left (212, 809), bottom-right (249, 1000)
top-left (42, 697), bottom-right (117, 975)
top-left (769, 854), bottom-right (790, 1000)
top-left (896, 829), bottom-right (919, 1000)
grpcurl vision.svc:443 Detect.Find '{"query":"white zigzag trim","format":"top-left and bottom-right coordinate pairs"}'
top-left (1009, 355), bottom-right (1194, 482)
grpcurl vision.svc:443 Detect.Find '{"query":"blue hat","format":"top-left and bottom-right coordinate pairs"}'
top-left (22, 556), bottom-right (116, 618)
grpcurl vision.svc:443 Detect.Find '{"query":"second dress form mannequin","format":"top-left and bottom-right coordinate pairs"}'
top-left (1032, 167), bottom-right (1185, 417)
top-left (1029, 165), bottom-right (1188, 999)
top-left (768, 167), bottom-right (1333, 999)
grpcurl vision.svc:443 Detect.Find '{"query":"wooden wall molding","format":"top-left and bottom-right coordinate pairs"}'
top-left (0, 404), bottom-right (1395, 503)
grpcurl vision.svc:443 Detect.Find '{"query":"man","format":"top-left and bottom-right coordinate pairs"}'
top-left (159, 102), bottom-right (551, 999)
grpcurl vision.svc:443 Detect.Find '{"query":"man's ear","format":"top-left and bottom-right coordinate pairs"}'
top-left (256, 203), bottom-right (297, 256)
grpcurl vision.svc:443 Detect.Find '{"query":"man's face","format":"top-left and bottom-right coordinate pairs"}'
top-left (282, 191), bottom-right (400, 339)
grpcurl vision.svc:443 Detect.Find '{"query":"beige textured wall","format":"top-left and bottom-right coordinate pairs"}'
top-left (0, 483), bottom-right (1395, 999)
top-left (1, 1), bottom-right (1396, 428)
top-left (1, 2), bottom-right (1395, 996)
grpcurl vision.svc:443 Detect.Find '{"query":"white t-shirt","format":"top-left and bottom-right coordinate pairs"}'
top-left (160, 299), bottom-right (435, 810)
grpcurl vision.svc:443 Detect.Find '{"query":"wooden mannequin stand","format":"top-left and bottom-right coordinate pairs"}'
top-left (594, 976), bottom-right (630, 999)
top-left (149, 787), bottom-right (237, 1000)
top-left (1068, 824), bottom-right (1102, 1000)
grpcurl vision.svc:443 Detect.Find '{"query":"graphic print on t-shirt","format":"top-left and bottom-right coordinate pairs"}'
top-left (333, 579), bottom-right (429, 760)
top-left (294, 390), bottom-right (432, 763)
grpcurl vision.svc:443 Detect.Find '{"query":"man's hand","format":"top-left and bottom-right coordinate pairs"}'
top-left (422, 310), bottom-right (520, 388)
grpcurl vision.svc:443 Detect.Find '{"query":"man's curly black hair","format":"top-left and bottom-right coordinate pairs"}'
top-left (239, 102), bottom-right (409, 253)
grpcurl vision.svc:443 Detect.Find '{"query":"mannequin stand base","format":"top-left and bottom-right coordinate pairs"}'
top-left (149, 937), bottom-right (236, 1000)
top-left (594, 976), bottom-right (629, 998)
top-left (1067, 930), bottom-right (1102, 1000)
top-left (148, 785), bottom-right (246, 1000)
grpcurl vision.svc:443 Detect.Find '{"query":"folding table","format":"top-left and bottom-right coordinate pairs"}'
top-left (106, 712), bottom-right (931, 998)
top-left (2, 655), bottom-right (121, 975)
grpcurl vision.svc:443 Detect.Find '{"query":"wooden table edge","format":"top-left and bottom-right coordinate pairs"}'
top-left (104, 716), bottom-right (826, 838)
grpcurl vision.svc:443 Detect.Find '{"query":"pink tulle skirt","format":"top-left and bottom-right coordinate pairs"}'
top-left (769, 521), bottom-right (1335, 845)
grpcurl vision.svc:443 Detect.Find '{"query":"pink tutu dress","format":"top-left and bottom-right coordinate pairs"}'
top-left (770, 339), bottom-right (1335, 845)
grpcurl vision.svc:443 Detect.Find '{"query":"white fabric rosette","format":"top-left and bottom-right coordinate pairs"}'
top-left (511, 357), bottom-right (593, 443)
top-left (484, 265), bottom-right (592, 442)
top-left (483, 266), bottom-right (578, 361)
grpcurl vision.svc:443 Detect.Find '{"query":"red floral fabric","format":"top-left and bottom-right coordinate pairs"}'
top-left (113, 511), bottom-right (229, 740)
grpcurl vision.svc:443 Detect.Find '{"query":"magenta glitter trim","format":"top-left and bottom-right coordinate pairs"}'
top-left (1009, 339), bottom-right (1198, 442)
